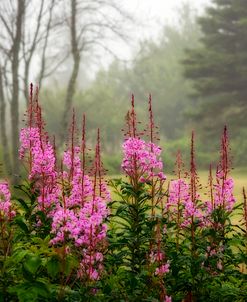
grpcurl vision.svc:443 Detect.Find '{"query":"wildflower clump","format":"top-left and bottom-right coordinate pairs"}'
top-left (0, 86), bottom-right (247, 302)
top-left (4, 85), bottom-right (110, 300)
top-left (107, 94), bottom-right (171, 301)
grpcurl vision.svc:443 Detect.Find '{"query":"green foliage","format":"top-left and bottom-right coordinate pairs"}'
top-left (104, 178), bottom-right (163, 301)
top-left (0, 182), bottom-right (87, 301)
top-left (0, 173), bottom-right (247, 301)
top-left (183, 0), bottom-right (247, 162)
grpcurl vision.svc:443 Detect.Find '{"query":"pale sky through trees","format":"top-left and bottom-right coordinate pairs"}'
top-left (28, 0), bottom-right (212, 83)
top-left (95, 0), bottom-right (211, 72)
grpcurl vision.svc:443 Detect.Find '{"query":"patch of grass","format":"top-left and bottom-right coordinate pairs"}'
top-left (108, 169), bottom-right (247, 224)
top-left (109, 169), bottom-right (247, 202)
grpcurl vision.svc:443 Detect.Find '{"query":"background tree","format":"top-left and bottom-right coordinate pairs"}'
top-left (0, 0), bottom-right (60, 181)
top-left (128, 4), bottom-right (200, 140)
top-left (71, 4), bottom-right (200, 142)
top-left (0, 0), bottom-right (132, 179)
top-left (183, 0), bottom-right (247, 140)
top-left (41, 4), bottom-right (201, 173)
top-left (0, 0), bottom-right (25, 181)
top-left (59, 0), bottom-right (133, 145)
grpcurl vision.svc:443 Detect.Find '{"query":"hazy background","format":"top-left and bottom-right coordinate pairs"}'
top-left (0, 0), bottom-right (246, 179)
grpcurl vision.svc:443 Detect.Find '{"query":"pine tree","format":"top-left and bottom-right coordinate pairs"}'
top-left (183, 0), bottom-right (247, 133)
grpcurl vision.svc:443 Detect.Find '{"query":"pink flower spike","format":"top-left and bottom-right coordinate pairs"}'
top-left (0, 182), bottom-right (15, 219)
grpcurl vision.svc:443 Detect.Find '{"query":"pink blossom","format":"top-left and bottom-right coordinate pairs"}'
top-left (150, 250), bottom-right (165, 263)
top-left (20, 127), bottom-right (56, 178)
top-left (50, 208), bottom-right (79, 245)
top-left (214, 174), bottom-right (235, 211)
top-left (0, 182), bottom-right (15, 219)
top-left (217, 260), bottom-right (223, 270)
top-left (20, 90), bottom-right (110, 283)
top-left (50, 145), bottom-right (109, 281)
top-left (19, 126), bottom-right (58, 211)
top-left (167, 179), bottom-right (190, 211)
top-left (155, 263), bottom-right (170, 276)
top-left (122, 137), bottom-right (165, 181)
top-left (167, 179), bottom-right (202, 227)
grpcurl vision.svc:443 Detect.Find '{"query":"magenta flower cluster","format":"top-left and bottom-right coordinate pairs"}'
top-left (19, 107), bottom-right (109, 281)
top-left (167, 179), bottom-right (202, 227)
top-left (0, 182), bottom-right (15, 220)
top-left (20, 127), bottom-right (56, 179)
top-left (122, 137), bottom-right (166, 181)
top-left (20, 127), bottom-right (59, 211)
top-left (214, 172), bottom-right (235, 211)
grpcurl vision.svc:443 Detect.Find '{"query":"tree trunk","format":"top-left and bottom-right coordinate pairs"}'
top-left (60, 54), bottom-right (80, 144)
top-left (0, 67), bottom-right (12, 175)
top-left (11, 0), bottom-right (25, 183)
top-left (60, 0), bottom-right (80, 146)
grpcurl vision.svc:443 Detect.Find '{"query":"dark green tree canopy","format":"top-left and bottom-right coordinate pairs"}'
top-left (184, 0), bottom-right (247, 107)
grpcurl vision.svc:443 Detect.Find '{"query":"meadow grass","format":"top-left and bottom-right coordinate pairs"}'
top-left (108, 169), bottom-right (247, 224)
top-left (109, 168), bottom-right (247, 202)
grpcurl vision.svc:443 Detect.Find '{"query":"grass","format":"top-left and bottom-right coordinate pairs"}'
top-left (108, 169), bottom-right (247, 225)
top-left (109, 168), bottom-right (247, 202)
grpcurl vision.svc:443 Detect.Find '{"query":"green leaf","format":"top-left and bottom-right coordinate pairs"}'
top-left (24, 254), bottom-right (42, 275)
top-left (14, 198), bottom-right (30, 212)
top-left (15, 216), bottom-right (29, 234)
top-left (8, 281), bottom-right (49, 302)
top-left (12, 250), bottom-right (28, 264)
top-left (47, 256), bottom-right (60, 278)
top-left (35, 210), bottom-right (47, 224)
top-left (64, 255), bottom-right (78, 276)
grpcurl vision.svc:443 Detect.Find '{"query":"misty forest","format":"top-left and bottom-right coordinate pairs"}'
top-left (0, 0), bottom-right (246, 301)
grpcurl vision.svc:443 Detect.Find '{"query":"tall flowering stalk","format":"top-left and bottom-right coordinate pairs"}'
top-left (78, 129), bottom-right (109, 281)
top-left (203, 127), bottom-right (236, 276)
top-left (122, 95), bottom-right (165, 187)
top-left (151, 221), bottom-right (171, 302)
top-left (50, 114), bottom-right (109, 283)
top-left (166, 132), bottom-right (203, 302)
top-left (109, 94), bottom-right (170, 301)
top-left (19, 85), bottom-right (58, 213)
top-left (239, 187), bottom-right (247, 273)
top-left (17, 85), bottom-right (110, 299)
top-left (189, 132), bottom-right (198, 255)
top-left (148, 94), bottom-right (166, 217)
top-left (0, 181), bottom-right (15, 253)
top-left (167, 135), bottom-right (202, 248)
top-left (0, 180), bottom-right (15, 298)
top-left (214, 127), bottom-right (235, 212)
top-left (166, 151), bottom-right (189, 248)
top-left (243, 187), bottom-right (247, 237)
top-left (204, 127), bottom-right (235, 216)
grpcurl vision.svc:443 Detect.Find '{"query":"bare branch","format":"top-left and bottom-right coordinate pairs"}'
top-left (0, 15), bottom-right (14, 41)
